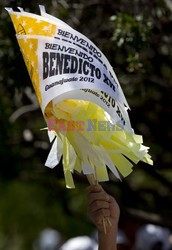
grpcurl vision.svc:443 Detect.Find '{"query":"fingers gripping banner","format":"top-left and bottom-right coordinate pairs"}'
top-left (6, 6), bottom-right (153, 188)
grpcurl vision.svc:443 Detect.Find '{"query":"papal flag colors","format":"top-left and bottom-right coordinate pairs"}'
top-left (6, 6), bottom-right (153, 188)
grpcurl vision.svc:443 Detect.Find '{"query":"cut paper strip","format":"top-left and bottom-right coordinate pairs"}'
top-left (74, 157), bottom-right (82, 173)
top-left (82, 162), bottom-right (95, 175)
top-left (110, 153), bottom-right (133, 177)
top-left (6, 6), bottom-right (153, 188)
top-left (5, 8), bottom-right (13, 12)
top-left (45, 137), bottom-right (62, 168)
top-left (68, 143), bottom-right (77, 171)
top-left (48, 130), bottom-right (55, 143)
top-left (91, 161), bottom-right (109, 182)
top-left (62, 137), bottom-right (75, 188)
top-left (99, 147), bottom-right (122, 181)
top-left (17, 7), bottom-right (24, 12)
top-left (133, 134), bottom-right (143, 144)
top-left (39, 5), bottom-right (73, 29)
top-left (39, 5), bottom-right (46, 15)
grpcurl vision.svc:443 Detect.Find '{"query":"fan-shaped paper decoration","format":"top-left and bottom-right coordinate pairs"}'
top-left (6, 6), bottom-right (153, 188)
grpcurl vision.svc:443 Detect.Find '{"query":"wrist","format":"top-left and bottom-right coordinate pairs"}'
top-left (98, 225), bottom-right (118, 250)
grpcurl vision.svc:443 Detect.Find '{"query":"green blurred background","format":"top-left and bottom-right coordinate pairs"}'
top-left (0, 0), bottom-right (172, 249)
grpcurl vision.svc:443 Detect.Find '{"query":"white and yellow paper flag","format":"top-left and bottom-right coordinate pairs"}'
top-left (6, 6), bottom-right (153, 188)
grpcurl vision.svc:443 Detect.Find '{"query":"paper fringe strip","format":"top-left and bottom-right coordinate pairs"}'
top-left (45, 100), bottom-right (153, 188)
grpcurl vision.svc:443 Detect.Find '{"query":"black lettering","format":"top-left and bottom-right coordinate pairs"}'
top-left (43, 52), bottom-right (49, 79)
top-left (45, 43), bottom-right (49, 49)
top-left (49, 52), bottom-right (56, 77)
top-left (95, 68), bottom-right (101, 79)
top-left (83, 61), bottom-right (89, 75)
top-left (63, 54), bottom-right (70, 74)
top-left (55, 53), bottom-right (64, 75)
top-left (78, 58), bottom-right (83, 74)
top-left (89, 64), bottom-right (95, 77)
top-left (71, 56), bottom-right (78, 73)
top-left (103, 74), bottom-right (115, 91)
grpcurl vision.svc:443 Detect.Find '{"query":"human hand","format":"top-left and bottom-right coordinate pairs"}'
top-left (87, 184), bottom-right (120, 250)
